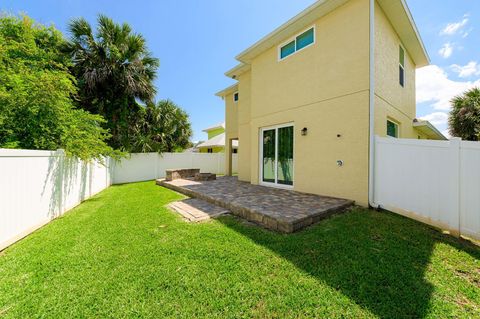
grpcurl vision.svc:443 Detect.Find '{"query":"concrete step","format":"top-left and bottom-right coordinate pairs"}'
top-left (168, 198), bottom-right (229, 223)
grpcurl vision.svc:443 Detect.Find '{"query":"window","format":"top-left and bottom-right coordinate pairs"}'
top-left (233, 92), bottom-right (239, 103)
top-left (280, 41), bottom-right (296, 59)
top-left (399, 46), bottom-right (405, 87)
top-left (207, 148), bottom-right (213, 153)
top-left (279, 27), bottom-right (315, 60)
top-left (233, 148), bottom-right (238, 154)
top-left (387, 120), bottom-right (399, 138)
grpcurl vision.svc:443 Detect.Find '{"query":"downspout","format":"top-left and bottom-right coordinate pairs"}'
top-left (368, 0), bottom-right (379, 208)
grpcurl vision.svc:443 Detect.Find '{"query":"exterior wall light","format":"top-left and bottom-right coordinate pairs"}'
top-left (301, 127), bottom-right (308, 136)
top-left (337, 160), bottom-right (344, 167)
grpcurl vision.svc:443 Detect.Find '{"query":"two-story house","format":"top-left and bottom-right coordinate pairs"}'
top-left (216, 0), bottom-right (445, 206)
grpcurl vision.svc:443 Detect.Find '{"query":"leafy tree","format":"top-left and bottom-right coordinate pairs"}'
top-left (129, 100), bottom-right (192, 153)
top-left (64, 15), bottom-right (159, 150)
top-left (0, 15), bottom-right (116, 160)
top-left (449, 88), bottom-right (480, 141)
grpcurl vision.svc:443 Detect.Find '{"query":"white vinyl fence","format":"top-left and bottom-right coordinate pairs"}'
top-left (0, 150), bottom-right (237, 250)
top-left (112, 152), bottom-right (238, 184)
top-left (0, 149), bottom-right (112, 251)
top-left (374, 136), bottom-right (480, 240)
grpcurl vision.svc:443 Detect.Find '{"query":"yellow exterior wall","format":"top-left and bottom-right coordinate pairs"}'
top-left (233, 0), bottom-right (371, 205)
top-left (225, 90), bottom-right (239, 176)
top-left (221, 0), bottom-right (429, 206)
top-left (237, 71), bottom-right (252, 182)
top-left (374, 1), bottom-right (421, 139)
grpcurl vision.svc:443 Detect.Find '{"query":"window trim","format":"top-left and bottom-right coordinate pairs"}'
top-left (233, 91), bottom-right (239, 103)
top-left (278, 26), bottom-right (316, 61)
top-left (386, 119), bottom-right (400, 138)
top-left (399, 45), bottom-right (405, 87)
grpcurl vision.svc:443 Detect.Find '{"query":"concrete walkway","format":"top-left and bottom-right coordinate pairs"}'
top-left (157, 176), bottom-right (353, 233)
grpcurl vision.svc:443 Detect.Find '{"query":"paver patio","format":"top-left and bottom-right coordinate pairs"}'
top-left (157, 176), bottom-right (353, 233)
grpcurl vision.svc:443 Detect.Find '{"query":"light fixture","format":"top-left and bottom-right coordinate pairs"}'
top-left (301, 127), bottom-right (308, 136)
top-left (337, 160), bottom-right (344, 167)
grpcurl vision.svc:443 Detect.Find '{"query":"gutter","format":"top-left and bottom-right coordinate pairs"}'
top-left (368, 0), bottom-right (379, 208)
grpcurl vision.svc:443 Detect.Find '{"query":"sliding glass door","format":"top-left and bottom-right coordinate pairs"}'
top-left (260, 124), bottom-right (294, 187)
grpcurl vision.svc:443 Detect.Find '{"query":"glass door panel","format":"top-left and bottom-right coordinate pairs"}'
top-left (260, 125), bottom-right (294, 187)
top-left (277, 126), bottom-right (294, 185)
top-left (262, 129), bottom-right (276, 183)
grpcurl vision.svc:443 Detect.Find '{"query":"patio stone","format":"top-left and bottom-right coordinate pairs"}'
top-left (168, 198), bottom-right (229, 222)
top-left (156, 176), bottom-right (354, 233)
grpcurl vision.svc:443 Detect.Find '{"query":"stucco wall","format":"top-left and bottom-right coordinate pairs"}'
top-left (374, 1), bottom-right (420, 139)
top-left (221, 0), bottom-right (430, 205)
top-left (244, 0), bottom-right (370, 205)
top-left (237, 71), bottom-right (252, 182)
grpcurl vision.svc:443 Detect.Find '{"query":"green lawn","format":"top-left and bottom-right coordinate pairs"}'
top-left (0, 182), bottom-right (479, 318)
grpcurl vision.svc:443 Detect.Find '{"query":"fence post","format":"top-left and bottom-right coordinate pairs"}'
top-left (154, 153), bottom-right (159, 180)
top-left (55, 149), bottom-right (65, 218)
top-left (450, 138), bottom-right (462, 237)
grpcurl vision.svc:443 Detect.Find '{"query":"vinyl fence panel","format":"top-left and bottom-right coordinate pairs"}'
top-left (0, 149), bottom-right (111, 251)
top-left (112, 152), bottom-right (237, 184)
top-left (374, 137), bottom-right (480, 240)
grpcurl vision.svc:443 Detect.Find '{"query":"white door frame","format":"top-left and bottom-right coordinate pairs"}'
top-left (259, 122), bottom-right (295, 189)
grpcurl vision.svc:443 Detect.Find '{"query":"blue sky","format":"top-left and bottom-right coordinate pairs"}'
top-left (2, 0), bottom-right (479, 140)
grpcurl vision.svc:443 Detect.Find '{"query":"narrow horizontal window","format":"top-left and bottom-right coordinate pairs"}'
top-left (279, 27), bottom-right (315, 60)
top-left (280, 41), bottom-right (296, 59)
top-left (296, 28), bottom-right (314, 51)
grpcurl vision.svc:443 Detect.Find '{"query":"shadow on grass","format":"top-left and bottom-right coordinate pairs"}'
top-left (217, 209), bottom-right (480, 318)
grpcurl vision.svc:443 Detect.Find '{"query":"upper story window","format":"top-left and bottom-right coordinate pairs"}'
top-left (387, 120), bottom-right (399, 138)
top-left (233, 92), bottom-right (239, 103)
top-left (279, 27), bottom-right (315, 60)
top-left (399, 46), bottom-right (405, 87)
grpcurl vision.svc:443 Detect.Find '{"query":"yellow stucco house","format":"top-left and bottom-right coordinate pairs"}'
top-left (197, 122), bottom-right (238, 153)
top-left (216, 0), bottom-right (445, 206)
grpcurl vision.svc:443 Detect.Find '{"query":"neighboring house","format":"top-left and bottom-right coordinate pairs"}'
top-left (197, 122), bottom-right (239, 153)
top-left (216, 0), bottom-right (446, 206)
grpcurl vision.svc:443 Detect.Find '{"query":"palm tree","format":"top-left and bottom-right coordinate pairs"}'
top-left (130, 100), bottom-right (192, 153)
top-left (64, 15), bottom-right (159, 149)
top-left (449, 88), bottom-right (480, 141)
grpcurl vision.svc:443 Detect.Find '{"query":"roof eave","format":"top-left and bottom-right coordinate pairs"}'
top-left (378, 0), bottom-right (430, 68)
top-left (215, 83), bottom-right (239, 98)
top-left (236, 0), bottom-right (349, 64)
top-left (225, 63), bottom-right (251, 79)
top-left (413, 121), bottom-right (447, 140)
top-left (234, 0), bottom-right (429, 68)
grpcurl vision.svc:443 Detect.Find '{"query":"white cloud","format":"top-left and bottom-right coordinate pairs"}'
top-left (462, 28), bottom-right (473, 38)
top-left (440, 17), bottom-right (469, 35)
top-left (451, 61), bottom-right (480, 78)
top-left (419, 112), bottom-right (449, 125)
top-left (416, 65), bottom-right (480, 110)
top-left (439, 43), bottom-right (453, 58)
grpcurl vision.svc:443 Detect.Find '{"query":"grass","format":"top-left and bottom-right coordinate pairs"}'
top-left (0, 181), bottom-right (479, 318)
